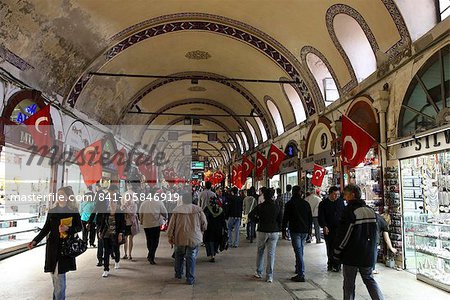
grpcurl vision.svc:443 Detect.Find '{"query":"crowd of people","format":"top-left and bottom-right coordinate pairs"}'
top-left (28, 179), bottom-right (397, 300)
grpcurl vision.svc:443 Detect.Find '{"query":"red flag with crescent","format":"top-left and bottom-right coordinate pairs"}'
top-left (76, 140), bottom-right (103, 186)
top-left (236, 163), bottom-right (244, 189)
top-left (111, 147), bottom-right (127, 179)
top-left (267, 144), bottom-right (286, 179)
top-left (23, 105), bottom-right (53, 153)
top-left (241, 155), bottom-right (255, 181)
top-left (255, 151), bottom-right (268, 179)
top-left (341, 115), bottom-right (375, 168)
top-left (231, 164), bottom-right (238, 186)
top-left (311, 164), bottom-right (326, 187)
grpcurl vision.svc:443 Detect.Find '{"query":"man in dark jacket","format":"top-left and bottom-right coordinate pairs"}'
top-left (282, 185), bottom-right (313, 282)
top-left (249, 188), bottom-right (282, 283)
top-left (226, 187), bottom-right (243, 248)
top-left (333, 184), bottom-right (384, 300)
top-left (318, 186), bottom-right (345, 272)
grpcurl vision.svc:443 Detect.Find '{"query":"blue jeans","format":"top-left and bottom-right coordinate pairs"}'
top-left (227, 217), bottom-right (241, 247)
top-left (256, 232), bottom-right (279, 280)
top-left (246, 220), bottom-right (256, 241)
top-left (51, 263), bottom-right (66, 300)
top-left (343, 265), bottom-right (384, 300)
top-left (291, 232), bottom-right (308, 277)
top-left (174, 245), bottom-right (198, 284)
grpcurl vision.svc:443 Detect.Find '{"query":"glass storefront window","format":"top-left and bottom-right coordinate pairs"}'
top-left (269, 174), bottom-right (280, 191)
top-left (286, 171), bottom-right (298, 187)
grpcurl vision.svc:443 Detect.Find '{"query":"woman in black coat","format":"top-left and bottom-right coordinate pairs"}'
top-left (203, 198), bottom-right (227, 262)
top-left (28, 186), bottom-right (82, 300)
top-left (96, 186), bottom-right (126, 277)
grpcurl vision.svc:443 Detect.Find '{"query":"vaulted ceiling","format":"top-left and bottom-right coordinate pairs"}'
top-left (0, 0), bottom-right (416, 166)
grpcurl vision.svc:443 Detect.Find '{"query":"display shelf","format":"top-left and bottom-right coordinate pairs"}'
top-left (416, 249), bottom-right (450, 261)
top-left (417, 274), bottom-right (450, 292)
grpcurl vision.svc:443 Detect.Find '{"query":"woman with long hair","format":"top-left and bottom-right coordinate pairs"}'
top-left (28, 186), bottom-right (82, 300)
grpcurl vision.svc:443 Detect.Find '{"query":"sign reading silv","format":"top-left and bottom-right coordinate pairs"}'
top-left (396, 128), bottom-right (450, 159)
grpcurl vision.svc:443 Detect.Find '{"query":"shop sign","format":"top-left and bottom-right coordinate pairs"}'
top-left (280, 157), bottom-right (298, 173)
top-left (396, 128), bottom-right (450, 159)
top-left (301, 150), bottom-right (334, 170)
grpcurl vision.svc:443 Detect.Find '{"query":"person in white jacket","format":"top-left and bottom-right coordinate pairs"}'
top-left (305, 189), bottom-right (322, 243)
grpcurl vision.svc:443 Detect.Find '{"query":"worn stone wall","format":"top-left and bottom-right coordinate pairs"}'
top-left (0, 0), bottom-right (107, 97)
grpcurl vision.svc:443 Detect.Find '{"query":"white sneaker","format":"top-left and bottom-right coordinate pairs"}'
top-left (267, 278), bottom-right (273, 283)
top-left (102, 271), bottom-right (109, 278)
top-left (253, 272), bottom-right (262, 279)
top-left (114, 262), bottom-right (120, 269)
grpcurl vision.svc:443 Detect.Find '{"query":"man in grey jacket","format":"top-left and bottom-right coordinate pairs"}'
top-left (167, 192), bottom-right (207, 285)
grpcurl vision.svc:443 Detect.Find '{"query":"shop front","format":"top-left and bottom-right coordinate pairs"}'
top-left (0, 90), bottom-right (57, 256)
top-left (394, 128), bottom-right (450, 291)
top-left (302, 117), bottom-right (337, 194)
top-left (391, 45), bottom-right (450, 291)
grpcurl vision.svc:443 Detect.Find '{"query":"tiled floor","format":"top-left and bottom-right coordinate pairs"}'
top-left (0, 229), bottom-right (448, 299)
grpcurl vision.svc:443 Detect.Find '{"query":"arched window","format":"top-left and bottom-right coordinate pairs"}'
top-left (394, 0), bottom-right (438, 41)
top-left (282, 84), bottom-right (306, 123)
top-left (334, 14), bottom-right (376, 82)
top-left (305, 53), bottom-right (339, 105)
top-left (254, 116), bottom-right (268, 142)
top-left (266, 99), bottom-right (284, 136)
top-left (236, 134), bottom-right (244, 154)
top-left (240, 130), bottom-right (249, 151)
top-left (246, 121), bottom-right (258, 147)
top-left (399, 45), bottom-right (449, 137)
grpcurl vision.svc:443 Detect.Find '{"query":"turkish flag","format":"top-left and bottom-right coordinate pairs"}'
top-left (111, 147), bottom-right (127, 179)
top-left (341, 115), bottom-right (375, 168)
top-left (77, 140), bottom-right (103, 186)
top-left (241, 155), bottom-right (255, 180)
top-left (255, 151), bottom-right (268, 179)
top-left (137, 158), bottom-right (157, 187)
top-left (231, 165), bottom-right (238, 186)
top-left (267, 144), bottom-right (286, 179)
top-left (236, 164), bottom-right (244, 189)
top-left (212, 170), bottom-right (224, 185)
top-left (23, 105), bottom-right (53, 153)
top-left (311, 164), bottom-right (326, 187)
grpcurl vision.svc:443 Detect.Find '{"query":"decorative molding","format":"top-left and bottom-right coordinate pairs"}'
top-left (326, 4), bottom-right (380, 94)
top-left (188, 86), bottom-right (207, 92)
top-left (144, 98), bottom-right (257, 147)
top-left (300, 46), bottom-right (343, 110)
top-left (118, 71), bottom-right (274, 139)
top-left (325, 1), bottom-right (411, 94)
top-left (0, 45), bottom-right (34, 71)
top-left (66, 13), bottom-right (317, 116)
top-left (185, 50), bottom-right (211, 60)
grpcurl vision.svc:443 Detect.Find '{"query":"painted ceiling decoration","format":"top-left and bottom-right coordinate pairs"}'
top-left (118, 71), bottom-right (275, 139)
top-left (1, 0), bottom-right (424, 160)
top-left (66, 13), bottom-right (318, 118)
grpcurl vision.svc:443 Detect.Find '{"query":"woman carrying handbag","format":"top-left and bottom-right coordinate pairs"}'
top-left (28, 186), bottom-right (82, 300)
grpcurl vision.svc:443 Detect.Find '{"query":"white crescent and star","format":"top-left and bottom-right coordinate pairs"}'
top-left (244, 161), bottom-right (250, 172)
top-left (343, 135), bottom-right (358, 162)
top-left (34, 116), bottom-right (48, 134)
top-left (270, 152), bottom-right (279, 164)
top-left (314, 169), bottom-right (324, 179)
top-left (257, 158), bottom-right (263, 169)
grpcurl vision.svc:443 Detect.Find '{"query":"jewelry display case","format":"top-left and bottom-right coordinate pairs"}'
top-left (412, 221), bottom-right (450, 292)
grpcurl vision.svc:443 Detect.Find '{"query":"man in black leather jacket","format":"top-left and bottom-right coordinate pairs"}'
top-left (333, 184), bottom-right (384, 300)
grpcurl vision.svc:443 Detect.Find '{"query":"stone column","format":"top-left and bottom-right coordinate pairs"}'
top-left (373, 89), bottom-right (390, 171)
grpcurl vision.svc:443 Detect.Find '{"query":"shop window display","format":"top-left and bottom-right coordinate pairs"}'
top-left (401, 150), bottom-right (450, 291)
top-left (347, 148), bottom-right (382, 210)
